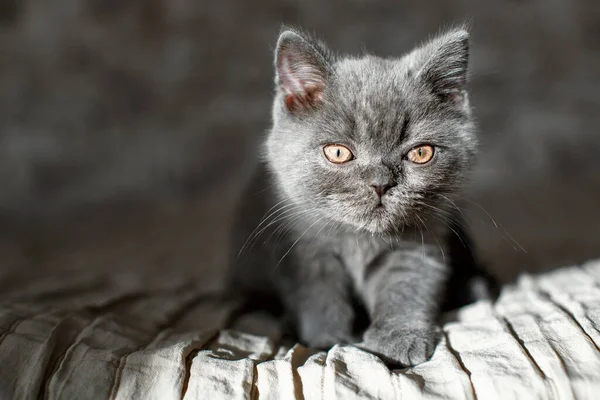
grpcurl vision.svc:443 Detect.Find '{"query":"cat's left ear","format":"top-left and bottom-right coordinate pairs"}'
top-left (412, 29), bottom-right (470, 106)
top-left (275, 29), bottom-right (331, 114)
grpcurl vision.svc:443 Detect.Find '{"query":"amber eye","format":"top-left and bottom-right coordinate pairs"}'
top-left (323, 144), bottom-right (354, 164)
top-left (407, 145), bottom-right (435, 164)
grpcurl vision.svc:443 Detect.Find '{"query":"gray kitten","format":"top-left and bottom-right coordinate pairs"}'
top-left (228, 26), bottom-right (494, 366)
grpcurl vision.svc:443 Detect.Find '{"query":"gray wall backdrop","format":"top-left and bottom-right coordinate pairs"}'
top-left (0, 0), bottom-right (599, 282)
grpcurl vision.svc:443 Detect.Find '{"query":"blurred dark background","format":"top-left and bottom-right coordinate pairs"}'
top-left (0, 0), bottom-right (599, 287)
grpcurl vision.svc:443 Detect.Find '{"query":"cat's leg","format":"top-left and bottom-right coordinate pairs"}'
top-left (359, 249), bottom-right (447, 366)
top-left (282, 255), bottom-right (357, 349)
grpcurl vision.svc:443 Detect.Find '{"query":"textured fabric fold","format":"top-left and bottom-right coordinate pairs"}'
top-left (1, 262), bottom-right (600, 399)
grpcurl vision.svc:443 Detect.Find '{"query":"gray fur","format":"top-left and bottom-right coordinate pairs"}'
top-left (229, 26), bottom-right (478, 366)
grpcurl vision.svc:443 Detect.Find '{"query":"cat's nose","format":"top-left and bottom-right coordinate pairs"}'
top-left (369, 183), bottom-right (395, 198)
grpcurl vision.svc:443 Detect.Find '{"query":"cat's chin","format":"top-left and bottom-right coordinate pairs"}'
top-left (363, 224), bottom-right (400, 235)
top-left (328, 216), bottom-right (396, 235)
top-left (320, 204), bottom-right (403, 235)
top-left (355, 211), bottom-right (403, 235)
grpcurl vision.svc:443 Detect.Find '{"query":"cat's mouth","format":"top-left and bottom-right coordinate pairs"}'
top-left (370, 197), bottom-right (390, 214)
top-left (361, 200), bottom-right (403, 233)
top-left (373, 197), bottom-right (390, 211)
top-left (368, 203), bottom-right (390, 221)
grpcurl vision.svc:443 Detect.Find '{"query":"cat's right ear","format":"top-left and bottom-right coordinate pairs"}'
top-left (275, 29), bottom-right (330, 114)
top-left (411, 28), bottom-right (470, 107)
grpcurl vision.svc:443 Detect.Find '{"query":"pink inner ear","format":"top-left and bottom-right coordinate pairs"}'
top-left (449, 90), bottom-right (465, 105)
top-left (280, 56), bottom-right (305, 95)
top-left (284, 84), bottom-right (324, 113)
top-left (278, 53), bottom-right (325, 113)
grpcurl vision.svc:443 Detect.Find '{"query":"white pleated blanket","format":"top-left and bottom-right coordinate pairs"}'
top-left (1, 261), bottom-right (600, 399)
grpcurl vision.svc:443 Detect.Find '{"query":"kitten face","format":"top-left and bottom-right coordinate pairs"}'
top-left (266, 28), bottom-right (477, 234)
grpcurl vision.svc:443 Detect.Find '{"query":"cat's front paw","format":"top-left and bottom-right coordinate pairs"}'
top-left (301, 328), bottom-right (357, 350)
top-left (298, 313), bottom-right (357, 349)
top-left (360, 323), bottom-right (440, 367)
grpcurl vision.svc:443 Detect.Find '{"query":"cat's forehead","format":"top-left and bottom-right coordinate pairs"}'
top-left (333, 57), bottom-right (413, 96)
top-left (328, 57), bottom-right (422, 117)
top-left (322, 57), bottom-right (418, 141)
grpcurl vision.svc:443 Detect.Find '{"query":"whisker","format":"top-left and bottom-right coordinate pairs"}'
top-left (306, 219), bottom-right (332, 252)
top-left (417, 202), bottom-right (469, 249)
top-left (244, 205), bottom-right (305, 252)
top-left (452, 194), bottom-right (527, 253)
top-left (437, 194), bottom-right (467, 220)
top-left (414, 214), bottom-right (426, 262)
top-left (262, 208), bottom-right (320, 247)
top-left (274, 216), bottom-right (326, 272)
top-left (238, 198), bottom-right (303, 256)
top-left (422, 215), bottom-right (446, 265)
